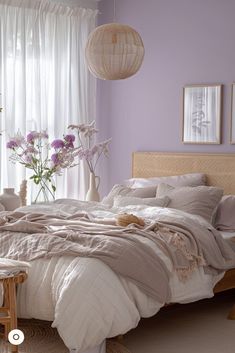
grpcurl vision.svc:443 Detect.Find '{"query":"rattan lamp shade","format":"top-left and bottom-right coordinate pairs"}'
top-left (85, 23), bottom-right (145, 80)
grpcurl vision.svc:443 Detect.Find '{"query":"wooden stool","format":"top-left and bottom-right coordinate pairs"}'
top-left (0, 272), bottom-right (27, 353)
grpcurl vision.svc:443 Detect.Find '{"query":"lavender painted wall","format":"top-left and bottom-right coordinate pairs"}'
top-left (98, 0), bottom-right (235, 195)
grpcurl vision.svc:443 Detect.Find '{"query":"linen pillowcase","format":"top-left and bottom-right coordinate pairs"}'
top-left (124, 173), bottom-right (206, 188)
top-left (214, 195), bottom-right (235, 231)
top-left (113, 195), bottom-right (170, 208)
top-left (102, 184), bottom-right (157, 207)
top-left (156, 183), bottom-right (223, 223)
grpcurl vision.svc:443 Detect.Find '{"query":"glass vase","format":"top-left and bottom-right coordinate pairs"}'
top-left (32, 179), bottom-right (55, 204)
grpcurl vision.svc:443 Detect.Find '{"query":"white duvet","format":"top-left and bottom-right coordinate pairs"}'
top-left (5, 200), bottom-right (224, 352)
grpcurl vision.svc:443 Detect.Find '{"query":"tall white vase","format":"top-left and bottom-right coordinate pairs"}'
top-left (86, 172), bottom-right (100, 202)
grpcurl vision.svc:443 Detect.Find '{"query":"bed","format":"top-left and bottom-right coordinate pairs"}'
top-left (0, 151), bottom-right (235, 353)
top-left (132, 151), bottom-right (235, 297)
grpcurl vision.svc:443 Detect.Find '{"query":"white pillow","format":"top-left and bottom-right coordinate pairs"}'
top-left (113, 195), bottom-right (170, 208)
top-left (214, 195), bottom-right (235, 231)
top-left (124, 173), bottom-right (206, 188)
top-left (156, 183), bottom-right (223, 223)
top-left (102, 184), bottom-right (157, 207)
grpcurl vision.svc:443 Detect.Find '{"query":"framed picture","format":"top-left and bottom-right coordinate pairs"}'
top-left (182, 84), bottom-right (222, 144)
top-left (230, 83), bottom-right (235, 144)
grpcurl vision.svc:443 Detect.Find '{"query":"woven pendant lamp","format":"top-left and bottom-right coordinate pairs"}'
top-left (85, 22), bottom-right (145, 80)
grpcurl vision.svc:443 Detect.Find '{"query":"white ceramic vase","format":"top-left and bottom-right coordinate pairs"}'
top-left (86, 172), bottom-right (100, 202)
top-left (0, 188), bottom-right (21, 211)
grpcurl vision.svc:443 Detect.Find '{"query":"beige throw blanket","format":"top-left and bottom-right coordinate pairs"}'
top-left (0, 211), bottom-right (234, 303)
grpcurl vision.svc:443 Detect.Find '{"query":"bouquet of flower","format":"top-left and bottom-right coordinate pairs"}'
top-left (7, 122), bottom-right (111, 203)
top-left (7, 131), bottom-right (78, 203)
top-left (69, 121), bottom-right (111, 175)
top-left (68, 121), bottom-right (111, 201)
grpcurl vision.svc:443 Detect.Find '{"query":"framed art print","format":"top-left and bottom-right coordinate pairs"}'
top-left (231, 83), bottom-right (235, 143)
top-left (182, 84), bottom-right (222, 144)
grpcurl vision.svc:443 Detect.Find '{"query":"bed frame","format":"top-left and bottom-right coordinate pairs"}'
top-left (132, 151), bottom-right (235, 318)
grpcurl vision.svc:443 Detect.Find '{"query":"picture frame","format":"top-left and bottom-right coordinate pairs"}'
top-left (182, 84), bottom-right (222, 144)
top-left (230, 83), bottom-right (235, 144)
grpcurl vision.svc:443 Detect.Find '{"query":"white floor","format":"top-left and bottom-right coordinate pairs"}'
top-left (124, 290), bottom-right (235, 353)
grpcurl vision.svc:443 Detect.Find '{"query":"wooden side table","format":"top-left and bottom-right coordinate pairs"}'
top-left (0, 272), bottom-right (27, 353)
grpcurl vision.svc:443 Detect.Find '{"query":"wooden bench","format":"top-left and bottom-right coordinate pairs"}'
top-left (0, 272), bottom-right (27, 353)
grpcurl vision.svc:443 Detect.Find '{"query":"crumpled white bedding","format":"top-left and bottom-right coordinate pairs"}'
top-left (0, 258), bottom-right (30, 277)
top-left (2, 200), bottom-right (225, 352)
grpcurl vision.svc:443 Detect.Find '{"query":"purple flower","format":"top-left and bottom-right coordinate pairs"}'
top-left (67, 142), bottom-right (74, 148)
top-left (64, 134), bottom-right (75, 148)
top-left (27, 131), bottom-right (39, 144)
top-left (24, 154), bottom-right (33, 163)
top-left (51, 153), bottom-right (60, 165)
top-left (6, 140), bottom-right (18, 149)
top-left (40, 131), bottom-right (49, 139)
top-left (24, 146), bottom-right (38, 154)
top-left (64, 134), bottom-right (75, 143)
top-left (51, 139), bottom-right (65, 149)
top-left (7, 132), bottom-right (25, 149)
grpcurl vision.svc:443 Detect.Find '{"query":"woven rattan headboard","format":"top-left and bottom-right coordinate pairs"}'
top-left (132, 152), bottom-right (235, 195)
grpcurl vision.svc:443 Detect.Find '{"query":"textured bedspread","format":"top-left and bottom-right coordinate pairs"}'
top-left (0, 200), bottom-right (234, 352)
top-left (0, 208), bottom-right (234, 284)
top-left (0, 211), bottom-right (171, 303)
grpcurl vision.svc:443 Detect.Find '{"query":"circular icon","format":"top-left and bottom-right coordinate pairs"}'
top-left (8, 329), bottom-right (24, 345)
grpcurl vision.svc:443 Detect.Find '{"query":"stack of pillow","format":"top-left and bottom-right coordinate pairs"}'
top-left (101, 173), bottom-right (229, 226)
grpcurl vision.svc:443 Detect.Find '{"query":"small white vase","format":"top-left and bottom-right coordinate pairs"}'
top-left (86, 172), bottom-right (100, 202)
top-left (0, 188), bottom-right (21, 211)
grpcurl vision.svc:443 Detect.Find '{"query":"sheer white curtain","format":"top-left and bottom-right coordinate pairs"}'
top-left (0, 0), bottom-right (98, 200)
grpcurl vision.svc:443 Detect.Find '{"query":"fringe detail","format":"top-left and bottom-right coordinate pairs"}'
top-left (176, 262), bottom-right (199, 282)
top-left (157, 226), bottom-right (206, 282)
